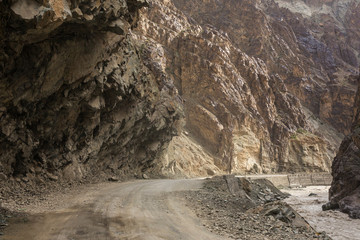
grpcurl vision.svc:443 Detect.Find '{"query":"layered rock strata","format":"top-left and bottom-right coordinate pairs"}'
top-left (0, 0), bottom-right (182, 183)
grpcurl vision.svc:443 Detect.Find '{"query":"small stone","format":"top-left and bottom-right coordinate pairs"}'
top-left (264, 207), bottom-right (280, 216)
top-left (142, 173), bottom-right (150, 179)
top-left (64, 89), bottom-right (69, 98)
top-left (108, 176), bottom-right (119, 182)
top-left (88, 96), bottom-right (103, 110)
top-left (72, 7), bottom-right (83, 17)
top-left (47, 173), bottom-right (58, 181)
top-left (322, 202), bottom-right (339, 211)
top-left (264, 195), bottom-right (272, 202)
top-left (83, 14), bottom-right (94, 21)
top-left (22, 177), bottom-right (29, 183)
top-left (0, 173), bottom-right (7, 181)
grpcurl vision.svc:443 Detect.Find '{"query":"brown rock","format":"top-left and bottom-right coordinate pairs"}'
top-left (0, 0), bottom-right (182, 188)
top-left (329, 69), bottom-right (360, 218)
top-left (108, 176), bottom-right (119, 182)
top-left (71, 7), bottom-right (83, 18)
top-left (172, 0), bottom-right (358, 134)
top-left (0, 173), bottom-right (6, 181)
top-left (136, 0), bottom-right (353, 176)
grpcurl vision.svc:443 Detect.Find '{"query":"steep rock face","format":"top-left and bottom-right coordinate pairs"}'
top-left (0, 0), bottom-right (182, 183)
top-left (172, 0), bottom-right (359, 135)
top-left (1, 0), bottom-right (358, 183)
top-left (135, 0), bottom-right (338, 176)
top-left (328, 71), bottom-right (360, 218)
top-left (275, 0), bottom-right (360, 134)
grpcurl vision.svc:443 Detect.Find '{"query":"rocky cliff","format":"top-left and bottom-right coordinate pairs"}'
top-left (172, 0), bottom-right (359, 135)
top-left (326, 70), bottom-right (360, 218)
top-left (0, 0), bottom-right (182, 186)
top-left (135, 0), bottom-right (358, 176)
top-left (0, 0), bottom-right (359, 186)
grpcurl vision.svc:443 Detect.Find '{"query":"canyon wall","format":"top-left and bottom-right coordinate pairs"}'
top-left (327, 71), bottom-right (360, 218)
top-left (0, 0), bottom-right (182, 185)
top-left (173, 0), bottom-right (359, 135)
top-left (136, 0), bottom-right (358, 176)
top-left (0, 0), bottom-right (359, 185)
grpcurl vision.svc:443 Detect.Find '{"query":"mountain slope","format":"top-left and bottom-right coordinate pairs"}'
top-left (135, 0), bottom-right (359, 176)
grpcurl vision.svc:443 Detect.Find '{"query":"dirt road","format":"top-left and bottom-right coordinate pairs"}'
top-left (3, 179), bottom-right (227, 240)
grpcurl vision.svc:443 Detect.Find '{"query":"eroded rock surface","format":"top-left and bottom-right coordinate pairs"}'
top-left (135, 0), bottom-right (358, 176)
top-left (327, 70), bottom-right (360, 218)
top-left (0, 0), bottom-right (359, 188)
top-left (174, 0), bottom-right (359, 134)
top-left (0, 0), bottom-right (182, 187)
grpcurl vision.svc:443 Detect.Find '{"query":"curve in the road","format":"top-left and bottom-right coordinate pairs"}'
top-left (3, 179), bottom-right (228, 240)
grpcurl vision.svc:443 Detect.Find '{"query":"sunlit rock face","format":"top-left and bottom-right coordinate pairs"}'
top-left (172, 0), bottom-right (359, 134)
top-left (0, 0), bottom-right (183, 182)
top-left (328, 71), bottom-right (360, 219)
top-left (134, 0), bottom-right (358, 176)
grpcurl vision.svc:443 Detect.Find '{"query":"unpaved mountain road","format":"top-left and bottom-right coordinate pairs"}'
top-left (3, 179), bottom-right (228, 240)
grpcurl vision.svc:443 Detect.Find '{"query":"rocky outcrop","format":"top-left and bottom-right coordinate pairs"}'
top-left (327, 70), bottom-right (360, 218)
top-left (135, 0), bottom-right (356, 176)
top-left (0, 0), bottom-right (182, 184)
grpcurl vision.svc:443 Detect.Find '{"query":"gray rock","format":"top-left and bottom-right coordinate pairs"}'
top-left (264, 195), bottom-right (272, 202)
top-left (322, 201), bottom-right (339, 211)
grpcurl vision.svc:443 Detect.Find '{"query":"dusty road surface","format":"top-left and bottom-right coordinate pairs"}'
top-left (3, 179), bottom-right (228, 240)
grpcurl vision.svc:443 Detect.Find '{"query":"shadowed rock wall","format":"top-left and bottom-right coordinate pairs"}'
top-left (0, 0), bottom-right (182, 184)
top-left (328, 70), bottom-right (360, 218)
